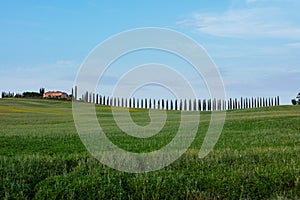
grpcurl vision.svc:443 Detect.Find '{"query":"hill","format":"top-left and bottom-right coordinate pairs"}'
top-left (0, 98), bottom-right (299, 199)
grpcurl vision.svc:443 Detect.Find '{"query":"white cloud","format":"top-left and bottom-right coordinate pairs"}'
top-left (177, 6), bottom-right (300, 40)
top-left (222, 66), bottom-right (300, 104)
top-left (0, 60), bottom-right (79, 94)
top-left (245, 0), bottom-right (299, 3)
top-left (55, 60), bottom-right (75, 66)
top-left (176, 1), bottom-right (300, 105)
top-left (286, 42), bottom-right (300, 48)
top-left (245, 0), bottom-right (258, 3)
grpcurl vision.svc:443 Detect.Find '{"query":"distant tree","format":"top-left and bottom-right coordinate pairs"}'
top-left (14, 93), bottom-right (22, 98)
top-left (292, 99), bottom-right (297, 105)
top-left (39, 88), bottom-right (45, 95)
top-left (292, 92), bottom-right (300, 105)
top-left (1, 91), bottom-right (14, 98)
top-left (22, 92), bottom-right (42, 98)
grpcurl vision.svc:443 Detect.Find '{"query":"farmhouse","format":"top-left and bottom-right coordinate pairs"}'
top-left (43, 91), bottom-right (68, 99)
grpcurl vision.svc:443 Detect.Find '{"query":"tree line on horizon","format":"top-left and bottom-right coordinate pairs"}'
top-left (2, 88), bottom-right (46, 99)
top-left (1, 88), bottom-right (73, 100)
top-left (2, 87), bottom-right (300, 107)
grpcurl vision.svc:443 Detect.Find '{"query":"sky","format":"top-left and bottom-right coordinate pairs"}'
top-left (0, 0), bottom-right (300, 104)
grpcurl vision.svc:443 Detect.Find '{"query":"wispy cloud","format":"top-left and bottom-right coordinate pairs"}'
top-left (0, 60), bottom-right (79, 93)
top-left (245, 0), bottom-right (257, 3)
top-left (286, 42), bottom-right (300, 48)
top-left (177, 6), bottom-right (300, 40)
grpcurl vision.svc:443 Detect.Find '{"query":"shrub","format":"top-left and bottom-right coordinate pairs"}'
top-left (292, 99), bottom-right (297, 105)
top-left (291, 99), bottom-right (300, 105)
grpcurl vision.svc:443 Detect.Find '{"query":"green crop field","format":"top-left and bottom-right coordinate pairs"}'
top-left (0, 98), bottom-right (300, 199)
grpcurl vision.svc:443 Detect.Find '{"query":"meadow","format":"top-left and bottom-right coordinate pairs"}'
top-left (0, 98), bottom-right (299, 199)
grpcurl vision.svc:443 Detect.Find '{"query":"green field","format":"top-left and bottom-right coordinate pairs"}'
top-left (0, 98), bottom-right (300, 199)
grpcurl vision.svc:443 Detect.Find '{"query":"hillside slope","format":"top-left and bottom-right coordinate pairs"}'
top-left (0, 98), bottom-right (299, 199)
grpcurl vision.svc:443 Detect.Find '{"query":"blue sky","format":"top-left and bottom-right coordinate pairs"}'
top-left (0, 0), bottom-right (299, 104)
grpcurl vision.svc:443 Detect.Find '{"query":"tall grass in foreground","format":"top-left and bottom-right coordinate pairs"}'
top-left (0, 98), bottom-right (299, 199)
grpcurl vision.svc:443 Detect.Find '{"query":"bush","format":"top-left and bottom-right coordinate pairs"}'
top-left (22, 92), bottom-right (42, 98)
top-left (291, 99), bottom-right (300, 105)
top-left (292, 99), bottom-right (297, 105)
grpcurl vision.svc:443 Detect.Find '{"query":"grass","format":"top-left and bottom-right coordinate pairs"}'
top-left (0, 98), bottom-right (300, 199)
